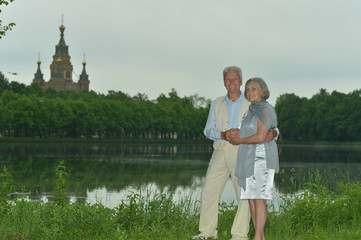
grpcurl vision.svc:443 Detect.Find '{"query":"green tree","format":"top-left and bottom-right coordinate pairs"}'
top-left (0, 85), bottom-right (213, 139)
top-left (108, 101), bottom-right (126, 138)
top-left (297, 98), bottom-right (318, 141)
top-left (312, 89), bottom-right (331, 141)
top-left (87, 100), bottom-right (107, 137)
top-left (345, 90), bottom-right (361, 141)
top-left (67, 99), bottom-right (89, 137)
top-left (275, 93), bottom-right (305, 140)
top-left (24, 83), bottom-right (44, 97)
top-left (106, 90), bottom-right (131, 101)
top-left (7, 95), bottom-right (34, 137)
top-left (0, 90), bottom-right (18, 136)
top-left (0, 0), bottom-right (15, 39)
top-left (9, 81), bottom-right (25, 93)
top-left (186, 94), bottom-right (210, 109)
top-left (0, 71), bottom-right (10, 94)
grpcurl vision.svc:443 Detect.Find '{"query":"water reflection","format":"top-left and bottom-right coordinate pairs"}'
top-left (1, 143), bottom-right (360, 208)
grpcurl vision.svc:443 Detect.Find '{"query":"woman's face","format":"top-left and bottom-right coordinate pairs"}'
top-left (245, 81), bottom-right (264, 102)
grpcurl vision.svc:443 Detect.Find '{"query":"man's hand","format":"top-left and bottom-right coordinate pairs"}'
top-left (264, 128), bottom-right (277, 142)
top-left (222, 128), bottom-right (240, 145)
top-left (226, 128), bottom-right (240, 141)
top-left (221, 128), bottom-right (240, 142)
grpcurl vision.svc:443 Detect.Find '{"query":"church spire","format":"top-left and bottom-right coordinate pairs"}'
top-left (33, 53), bottom-right (44, 83)
top-left (56, 14), bottom-right (69, 57)
top-left (79, 54), bottom-right (89, 81)
top-left (50, 15), bottom-right (73, 81)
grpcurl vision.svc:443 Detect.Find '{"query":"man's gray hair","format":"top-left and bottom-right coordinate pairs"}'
top-left (223, 66), bottom-right (242, 81)
top-left (245, 77), bottom-right (270, 100)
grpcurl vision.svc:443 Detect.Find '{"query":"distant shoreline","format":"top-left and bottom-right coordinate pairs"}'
top-left (0, 137), bottom-right (212, 145)
top-left (0, 137), bottom-right (360, 146)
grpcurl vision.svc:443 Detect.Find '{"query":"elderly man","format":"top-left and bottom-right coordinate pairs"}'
top-left (191, 66), bottom-right (276, 240)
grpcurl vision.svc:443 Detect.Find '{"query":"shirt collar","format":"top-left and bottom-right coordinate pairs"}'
top-left (224, 91), bottom-right (245, 103)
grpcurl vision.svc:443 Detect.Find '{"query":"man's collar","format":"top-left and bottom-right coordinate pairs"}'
top-left (225, 91), bottom-right (244, 102)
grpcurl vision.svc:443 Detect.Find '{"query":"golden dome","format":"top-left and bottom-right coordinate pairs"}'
top-left (59, 24), bottom-right (65, 31)
top-left (82, 60), bottom-right (87, 65)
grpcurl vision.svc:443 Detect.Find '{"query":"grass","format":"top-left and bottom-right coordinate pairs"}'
top-left (1, 165), bottom-right (361, 239)
top-left (1, 190), bottom-right (200, 239)
top-left (266, 182), bottom-right (361, 240)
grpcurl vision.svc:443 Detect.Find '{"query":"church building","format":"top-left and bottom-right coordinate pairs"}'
top-left (32, 22), bottom-right (90, 91)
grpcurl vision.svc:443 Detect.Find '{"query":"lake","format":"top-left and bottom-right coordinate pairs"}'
top-left (1, 142), bottom-right (360, 209)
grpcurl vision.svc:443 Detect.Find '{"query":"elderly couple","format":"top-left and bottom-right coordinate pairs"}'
top-left (191, 66), bottom-right (279, 240)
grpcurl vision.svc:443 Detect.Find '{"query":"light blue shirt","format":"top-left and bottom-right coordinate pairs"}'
top-left (204, 93), bottom-right (246, 141)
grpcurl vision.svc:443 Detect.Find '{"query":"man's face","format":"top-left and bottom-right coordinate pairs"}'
top-left (224, 71), bottom-right (242, 94)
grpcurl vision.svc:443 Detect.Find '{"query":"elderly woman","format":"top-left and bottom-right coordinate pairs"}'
top-left (228, 77), bottom-right (279, 240)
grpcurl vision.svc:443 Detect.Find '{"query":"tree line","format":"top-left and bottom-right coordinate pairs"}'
top-left (0, 72), bottom-right (210, 139)
top-left (276, 88), bottom-right (361, 142)
top-left (1, 72), bottom-right (361, 141)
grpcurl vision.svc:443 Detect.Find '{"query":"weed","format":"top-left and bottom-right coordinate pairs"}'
top-left (0, 166), bottom-right (13, 211)
top-left (53, 161), bottom-right (68, 206)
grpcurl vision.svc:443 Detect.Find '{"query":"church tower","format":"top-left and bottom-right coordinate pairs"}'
top-left (79, 59), bottom-right (90, 90)
top-left (32, 18), bottom-right (90, 91)
top-left (32, 57), bottom-right (44, 85)
top-left (48, 22), bottom-right (74, 89)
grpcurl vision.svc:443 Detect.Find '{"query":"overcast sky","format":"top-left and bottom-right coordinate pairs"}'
top-left (1, 0), bottom-right (361, 105)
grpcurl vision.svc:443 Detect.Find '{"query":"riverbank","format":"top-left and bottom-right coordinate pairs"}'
top-left (1, 163), bottom-right (361, 240)
top-left (0, 137), bottom-right (212, 144)
top-left (1, 183), bottom-right (360, 239)
top-left (1, 137), bottom-right (361, 146)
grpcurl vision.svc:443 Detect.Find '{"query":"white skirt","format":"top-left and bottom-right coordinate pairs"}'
top-left (240, 144), bottom-right (275, 200)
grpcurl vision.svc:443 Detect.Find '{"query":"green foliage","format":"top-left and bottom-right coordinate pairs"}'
top-left (114, 190), bottom-right (198, 239)
top-left (0, 72), bottom-right (9, 94)
top-left (275, 93), bottom-right (306, 140)
top-left (2, 148), bottom-right (361, 239)
top-left (267, 182), bottom-right (361, 239)
top-left (0, 190), bottom-right (199, 239)
top-left (0, 77), bottom-right (210, 139)
top-left (217, 201), bottom-right (239, 239)
top-left (3, 72), bottom-right (360, 142)
top-left (1, 182), bottom-right (361, 239)
top-left (0, 166), bottom-right (13, 211)
top-left (53, 161), bottom-right (68, 206)
top-left (275, 88), bottom-right (361, 141)
top-left (1, 199), bottom-right (118, 239)
top-left (0, 0), bottom-right (16, 39)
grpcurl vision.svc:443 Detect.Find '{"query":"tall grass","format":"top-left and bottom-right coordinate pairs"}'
top-left (0, 191), bottom-right (200, 239)
top-left (1, 165), bottom-right (361, 239)
top-left (266, 182), bottom-right (361, 239)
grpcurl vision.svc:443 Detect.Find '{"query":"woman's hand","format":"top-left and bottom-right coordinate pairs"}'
top-left (226, 128), bottom-right (240, 145)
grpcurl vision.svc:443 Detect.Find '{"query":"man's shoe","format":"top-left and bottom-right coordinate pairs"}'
top-left (190, 234), bottom-right (207, 239)
top-left (190, 233), bottom-right (218, 239)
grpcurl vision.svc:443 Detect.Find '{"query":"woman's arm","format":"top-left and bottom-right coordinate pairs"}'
top-left (228, 118), bottom-right (268, 145)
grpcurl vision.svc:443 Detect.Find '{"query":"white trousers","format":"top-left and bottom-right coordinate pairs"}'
top-left (199, 143), bottom-right (250, 239)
